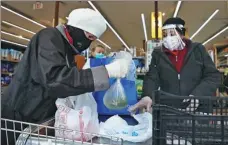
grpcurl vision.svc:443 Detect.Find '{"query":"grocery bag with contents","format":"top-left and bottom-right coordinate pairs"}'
top-left (103, 78), bottom-right (128, 110)
top-left (103, 51), bottom-right (133, 110)
top-left (99, 112), bottom-right (152, 143)
top-left (54, 93), bottom-right (99, 141)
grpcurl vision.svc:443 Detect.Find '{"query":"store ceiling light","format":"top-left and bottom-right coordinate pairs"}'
top-left (1, 5), bottom-right (46, 28)
top-left (88, 1), bottom-right (130, 51)
top-left (2, 21), bottom-right (112, 50)
top-left (97, 39), bottom-right (111, 49)
top-left (190, 9), bottom-right (219, 40)
top-left (1, 39), bottom-right (27, 47)
top-left (202, 25), bottom-right (228, 45)
top-left (1, 31), bottom-right (30, 41)
top-left (173, 1), bottom-right (182, 17)
top-left (141, 13), bottom-right (148, 41)
top-left (1, 5), bottom-right (112, 51)
top-left (2, 21), bottom-right (36, 35)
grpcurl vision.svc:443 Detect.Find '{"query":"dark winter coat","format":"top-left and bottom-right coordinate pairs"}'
top-left (142, 39), bottom-right (221, 108)
top-left (1, 25), bottom-right (110, 123)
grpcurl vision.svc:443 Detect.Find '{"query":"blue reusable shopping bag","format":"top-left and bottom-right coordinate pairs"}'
top-left (90, 57), bottom-right (138, 115)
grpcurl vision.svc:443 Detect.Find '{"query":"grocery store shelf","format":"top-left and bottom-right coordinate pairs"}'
top-left (137, 72), bottom-right (146, 76)
top-left (133, 56), bottom-right (145, 60)
top-left (1, 57), bottom-right (20, 63)
top-left (1, 72), bottom-right (13, 75)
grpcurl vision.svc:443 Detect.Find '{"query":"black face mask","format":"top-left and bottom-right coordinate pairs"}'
top-left (66, 25), bottom-right (92, 53)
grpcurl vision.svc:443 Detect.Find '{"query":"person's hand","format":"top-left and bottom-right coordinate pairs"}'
top-left (105, 59), bottom-right (129, 78)
top-left (128, 96), bottom-right (152, 113)
top-left (183, 94), bottom-right (194, 102)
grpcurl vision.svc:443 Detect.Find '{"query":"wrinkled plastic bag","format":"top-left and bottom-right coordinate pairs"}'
top-left (103, 51), bottom-right (133, 110)
top-left (54, 93), bottom-right (99, 142)
top-left (125, 60), bottom-right (136, 81)
top-left (103, 79), bottom-right (128, 110)
top-left (115, 51), bottom-right (132, 67)
top-left (84, 51), bottom-right (135, 81)
top-left (99, 112), bottom-right (152, 142)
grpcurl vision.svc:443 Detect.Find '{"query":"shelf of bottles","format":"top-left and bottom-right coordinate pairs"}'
top-left (1, 42), bottom-right (25, 87)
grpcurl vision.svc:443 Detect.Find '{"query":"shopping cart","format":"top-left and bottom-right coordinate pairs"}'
top-left (1, 117), bottom-right (153, 145)
top-left (152, 90), bottom-right (228, 145)
top-left (1, 117), bottom-right (124, 145)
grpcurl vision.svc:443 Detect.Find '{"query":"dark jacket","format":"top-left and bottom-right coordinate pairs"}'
top-left (1, 25), bottom-right (109, 122)
top-left (142, 40), bottom-right (221, 108)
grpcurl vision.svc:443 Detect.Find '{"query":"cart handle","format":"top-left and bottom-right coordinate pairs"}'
top-left (152, 90), bottom-right (228, 100)
top-left (153, 104), bottom-right (193, 116)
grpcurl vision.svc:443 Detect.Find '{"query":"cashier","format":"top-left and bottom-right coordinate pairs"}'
top-left (90, 45), bottom-right (105, 58)
top-left (1, 8), bottom-right (130, 123)
top-left (129, 17), bottom-right (221, 112)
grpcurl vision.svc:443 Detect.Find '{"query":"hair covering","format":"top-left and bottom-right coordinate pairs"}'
top-left (163, 17), bottom-right (186, 35)
top-left (163, 17), bottom-right (185, 26)
top-left (67, 8), bottom-right (107, 38)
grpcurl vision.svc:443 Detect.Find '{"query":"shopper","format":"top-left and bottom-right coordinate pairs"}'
top-left (1, 8), bottom-right (130, 144)
top-left (90, 45), bottom-right (105, 58)
top-left (129, 17), bottom-right (221, 113)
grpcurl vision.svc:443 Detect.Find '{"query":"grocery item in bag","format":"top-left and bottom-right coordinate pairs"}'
top-left (54, 93), bottom-right (99, 142)
top-left (103, 79), bottom-right (128, 110)
top-left (103, 51), bottom-right (132, 110)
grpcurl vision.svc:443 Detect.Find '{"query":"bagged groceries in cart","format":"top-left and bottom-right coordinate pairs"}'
top-left (54, 93), bottom-right (99, 142)
top-left (99, 112), bottom-right (152, 143)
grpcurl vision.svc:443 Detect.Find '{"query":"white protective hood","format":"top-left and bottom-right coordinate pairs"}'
top-left (67, 8), bottom-right (107, 38)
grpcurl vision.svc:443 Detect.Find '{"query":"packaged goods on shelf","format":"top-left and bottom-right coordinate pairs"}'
top-left (1, 63), bottom-right (14, 73)
top-left (1, 48), bottom-right (22, 86)
top-left (1, 75), bottom-right (12, 86)
top-left (1, 48), bottom-right (23, 61)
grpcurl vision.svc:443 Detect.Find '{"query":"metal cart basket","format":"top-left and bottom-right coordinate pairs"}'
top-left (152, 91), bottom-right (228, 145)
top-left (1, 117), bottom-right (152, 145)
top-left (1, 117), bottom-right (124, 145)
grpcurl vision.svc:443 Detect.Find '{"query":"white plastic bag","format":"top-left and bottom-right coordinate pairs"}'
top-left (99, 112), bottom-right (152, 143)
top-left (115, 51), bottom-right (132, 65)
top-left (126, 60), bottom-right (136, 81)
top-left (54, 93), bottom-right (99, 142)
top-left (103, 79), bottom-right (128, 110)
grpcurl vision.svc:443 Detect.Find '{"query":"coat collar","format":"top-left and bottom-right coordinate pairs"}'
top-left (157, 38), bottom-right (198, 72)
top-left (56, 25), bottom-right (80, 54)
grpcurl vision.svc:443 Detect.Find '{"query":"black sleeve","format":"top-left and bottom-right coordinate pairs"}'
top-left (142, 52), bottom-right (160, 98)
top-left (223, 75), bottom-right (228, 87)
top-left (37, 29), bottom-right (109, 98)
top-left (191, 44), bottom-right (221, 96)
